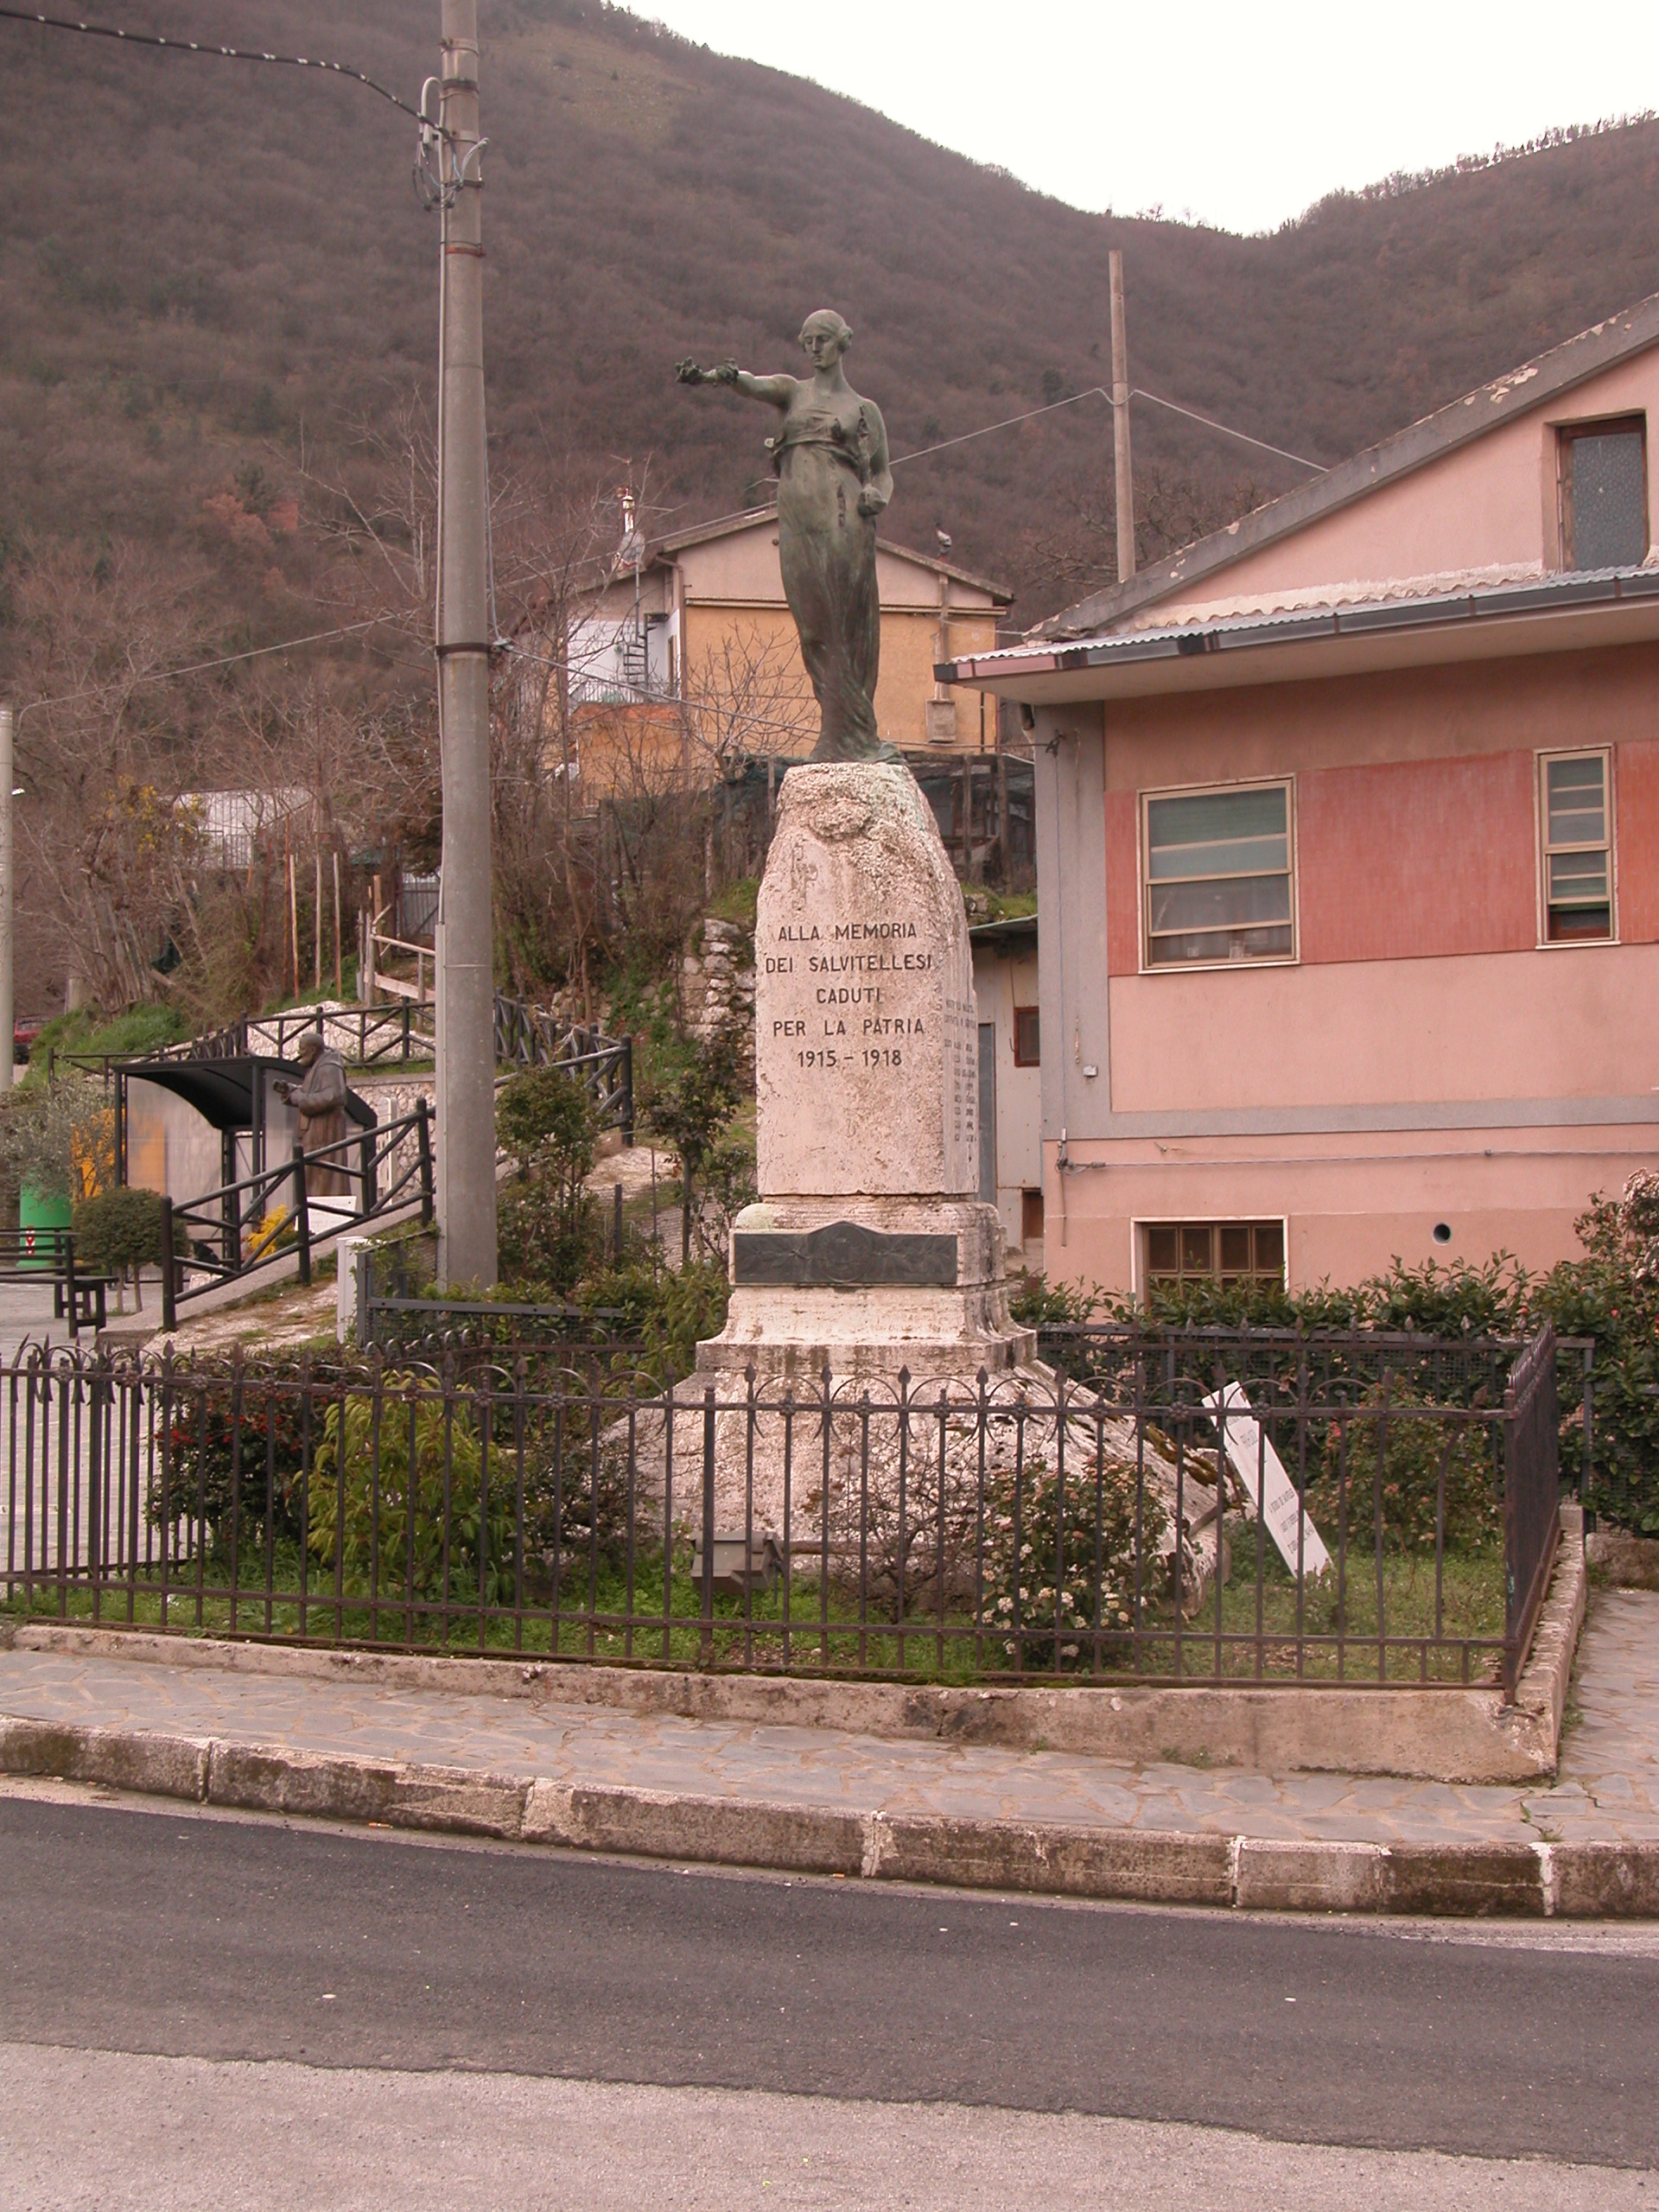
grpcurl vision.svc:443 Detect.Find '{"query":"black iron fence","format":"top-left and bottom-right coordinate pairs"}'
top-left (243, 1007), bottom-right (432, 1067)
top-left (494, 1014), bottom-right (635, 1142)
top-left (1, 1325), bottom-right (1565, 1694)
top-left (350, 1238), bottom-right (630, 1363)
top-left (1039, 1322), bottom-right (1520, 1405)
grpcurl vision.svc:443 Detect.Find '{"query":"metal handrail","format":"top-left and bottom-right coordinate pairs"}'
top-left (47, 997), bottom-right (630, 1098)
top-left (158, 1101), bottom-right (435, 1327)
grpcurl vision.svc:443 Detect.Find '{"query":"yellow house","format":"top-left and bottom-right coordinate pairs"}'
top-left (557, 505), bottom-right (1011, 792)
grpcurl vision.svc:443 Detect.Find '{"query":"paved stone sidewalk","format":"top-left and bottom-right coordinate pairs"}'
top-left (1, 1588), bottom-right (1655, 1850)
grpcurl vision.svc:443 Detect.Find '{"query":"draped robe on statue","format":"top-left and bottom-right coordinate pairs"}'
top-left (772, 406), bottom-right (899, 764)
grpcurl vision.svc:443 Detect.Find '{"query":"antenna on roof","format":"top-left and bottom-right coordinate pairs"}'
top-left (617, 484), bottom-right (643, 567)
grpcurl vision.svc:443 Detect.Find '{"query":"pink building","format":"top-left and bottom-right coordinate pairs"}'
top-left (943, 295), bottom-right (1659, 1300)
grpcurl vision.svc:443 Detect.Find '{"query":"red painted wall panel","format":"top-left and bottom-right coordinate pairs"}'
top-left (1105, 790), bottom-right (1139, 975)
top-left (1298, 752), bottom-right (1537, 965)
top-left (1100, 650), bottom-right (1659, 973)
top-left (1616, 740), bottom-right (1659, 944)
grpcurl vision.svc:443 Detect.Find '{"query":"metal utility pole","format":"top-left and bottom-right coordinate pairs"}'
top-left (1109, 250), bottom-right (1135, 582)
top-left (0, 703), bottom-right (12, 1096)
top-left (433, 0), bottom-right (498, 1287)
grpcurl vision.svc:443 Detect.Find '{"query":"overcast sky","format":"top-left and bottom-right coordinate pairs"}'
top-left (643, 0), bottom-right (1659, 236)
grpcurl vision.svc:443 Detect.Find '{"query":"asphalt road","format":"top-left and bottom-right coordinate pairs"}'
top-left (0, 1787), bottom-right (1655, 2209)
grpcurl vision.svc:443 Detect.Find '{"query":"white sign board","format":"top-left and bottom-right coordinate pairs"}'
top-left (1202, 1382), bottom-right (1332, 1580)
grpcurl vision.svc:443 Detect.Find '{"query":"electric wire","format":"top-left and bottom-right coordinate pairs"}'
top-left (1, 9), bottom-right (1318, 642)
top-left (14, 616), bottom-right (402, 722)
top-left (0, 4), bottom-right (423, 118)
top-left (893, 384), bottom-right (1324, 474)
top-left (1134, 387), bottom-right (1325, 471)
top-left (0, 16), bottom-right (1319, 487)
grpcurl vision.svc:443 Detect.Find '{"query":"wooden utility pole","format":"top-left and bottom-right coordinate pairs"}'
top-left (286, 834), bottom-right (299, 999)
top-left (0, 704), bottom-right (12, 1096)
top-left (432, 0), bottom-right (498, 1287)
top-left (1109, 250), bottom-right (1135, 582)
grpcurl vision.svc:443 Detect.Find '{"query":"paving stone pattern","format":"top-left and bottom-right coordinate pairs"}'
top-left (1, 1590), bottom-right (1656, 1848)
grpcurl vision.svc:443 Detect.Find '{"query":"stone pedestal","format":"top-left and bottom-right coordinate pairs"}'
top-left (697, 762), bottom-right (1032, 1389)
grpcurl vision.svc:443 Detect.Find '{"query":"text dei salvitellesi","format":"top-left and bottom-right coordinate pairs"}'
top-left (766, 918), bottom-right (933, 1068)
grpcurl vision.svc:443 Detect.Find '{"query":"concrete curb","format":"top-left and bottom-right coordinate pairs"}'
top-left (3, 1709), bottom-right (1654, 1917)
top-left (7, 1519), bottom-right (1587, 1786)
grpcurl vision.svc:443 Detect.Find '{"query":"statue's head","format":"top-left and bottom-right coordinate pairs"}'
top-left (799, 309), bottom-right (852, 368)
top-left (294, 1034), bottom-right (322, 1067)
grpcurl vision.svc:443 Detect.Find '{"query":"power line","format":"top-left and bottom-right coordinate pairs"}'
top-left (1133, 388), bottom-right (1325, 471)
top-left (16, 616), bottom-right (404, 723)
top-left (1, 11), bottom-right (1325, 480)
top-left (893, 384), bottom-right (1324, 474)
top-left (0, 5), bottom-right (422, 119)
top-left (892, 389), bottom-right (1109, 466)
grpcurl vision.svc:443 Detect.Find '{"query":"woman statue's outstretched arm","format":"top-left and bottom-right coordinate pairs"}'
top-left (675, 359), bottom-right (796, 409)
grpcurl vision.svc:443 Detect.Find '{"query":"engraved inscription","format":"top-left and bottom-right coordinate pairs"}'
top-left (753, 763), bottom-right (980, 1199)
top-left (765, 903), bottom-right (976, 1170)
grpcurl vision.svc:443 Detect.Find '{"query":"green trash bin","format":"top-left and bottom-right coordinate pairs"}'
top-left (18, 1182), bottom-right (72, 1270)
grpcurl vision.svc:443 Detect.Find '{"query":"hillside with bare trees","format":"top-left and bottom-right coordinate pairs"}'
top-left (5, 0), bottom-right (1659, 1011)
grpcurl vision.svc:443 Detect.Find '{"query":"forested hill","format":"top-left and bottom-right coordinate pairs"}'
top-left (5, 0), bottom-right (1659, 633)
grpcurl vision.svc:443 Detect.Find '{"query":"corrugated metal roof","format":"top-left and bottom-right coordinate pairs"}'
top-left (940, 563), bottom-right (1659, 686)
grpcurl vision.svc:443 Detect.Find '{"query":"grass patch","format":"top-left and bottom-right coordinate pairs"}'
top-left (28, 1002), bottom-right (188, 1075)
top-left (3, 1541), bottom-right (1507, 1686)
top-left (705, 878), bottom-right (758, 931)
top-left (1156, 1541), bottom-right (1506, 1684)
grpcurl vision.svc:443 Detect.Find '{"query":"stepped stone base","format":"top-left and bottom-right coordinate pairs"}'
top-left (696, 1194), bottom-right (1034, 1389)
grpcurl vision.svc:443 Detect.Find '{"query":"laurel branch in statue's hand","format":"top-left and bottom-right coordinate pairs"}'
top-left (674, 359), bottom-right (740, 387)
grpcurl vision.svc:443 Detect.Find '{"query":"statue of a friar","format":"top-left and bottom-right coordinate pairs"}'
top-left (677, 310), bottom-right (900, 764)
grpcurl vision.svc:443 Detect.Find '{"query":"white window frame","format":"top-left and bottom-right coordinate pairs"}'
top-left (1138, 775), bottom-right (1300, 975)
top-left (1131, 1216), bottom-right (1290, 1303)
top-left (1535, 746), bottom-right (1617, 949)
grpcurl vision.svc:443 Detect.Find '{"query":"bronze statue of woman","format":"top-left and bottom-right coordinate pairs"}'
top-left (677, 310), bottom-right (899, 763)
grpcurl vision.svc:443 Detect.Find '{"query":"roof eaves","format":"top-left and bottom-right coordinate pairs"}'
top-left (969, 912), bottom-right (1039, 946)
top-left (1040, 289), bottom-right (1659, 642)
top-left (880, 539), bottom-right (1015, 603)
top-left (941, 563), bottom-right (1659, 685)
top-left (652, 505), bottom-right (780, 558)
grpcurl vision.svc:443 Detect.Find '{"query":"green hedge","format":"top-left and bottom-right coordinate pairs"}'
top-left (1014, 1188), bottom-right (1659, 1537)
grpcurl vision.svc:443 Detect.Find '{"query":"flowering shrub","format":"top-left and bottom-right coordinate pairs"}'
top-left (244, 1205), bottom-right (294, 1263)
top-left (983, 1436), bottom-right (1166, 1669)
